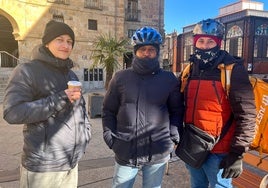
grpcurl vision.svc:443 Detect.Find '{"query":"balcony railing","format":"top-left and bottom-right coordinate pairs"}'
top-left (84, 0), bottom-right (103, 10)
top-left (47, 0), bottom-right (70, 5)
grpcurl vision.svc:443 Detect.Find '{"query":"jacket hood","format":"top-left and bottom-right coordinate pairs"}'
top-left (31, 45), bottom-right (74, 71)
top-left (216, 50), bottom-right (243, 66)
top-left (189, 50), bottom-right (244, 71)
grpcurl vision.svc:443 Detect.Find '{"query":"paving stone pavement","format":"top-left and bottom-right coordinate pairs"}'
top-left (0, 91), bottom-right (190, 188)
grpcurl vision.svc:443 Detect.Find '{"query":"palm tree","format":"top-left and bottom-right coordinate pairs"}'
top-left (90, 33), bottom-right (129, 89)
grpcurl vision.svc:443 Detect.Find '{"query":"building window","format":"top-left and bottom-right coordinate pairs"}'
top-left (226, 25), bottom-right (243, 57)
top-left (125, 0), bottom-right (140, 21)
top-left (88, 19), bottom-right (97, 30)
top-left (254, 39), bottom-right (258, 58)
top-left (86, 68), bottom-right (103, 81)
top-left (254, 37), bottom-right (268, 58)
top-left (47, 0), bottom-right (70, 5)
top-left (254, 24), bottom-right (268, 58)
top-left (237, 37), bottom-right (243, 57)
top-left (226, 25), bottom-right (243, 38)
top-left (162, 59), bottom-right (171, 71)
top-left (255, 23), bottom-right (268, 35)
top-left (226, 39), bottom-right (230, 52)
top-left (128, 29), bottom-right (136, 38)
top-left (123, 52), bottom-right (133, 69)
top-left (84, 0), bottom-right (103, 10)
top-left (183, 35), bottom-right (193, 62)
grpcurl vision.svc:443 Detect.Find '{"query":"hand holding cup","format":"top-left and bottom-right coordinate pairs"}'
top-left (66, 81), bottom-right (82, 103)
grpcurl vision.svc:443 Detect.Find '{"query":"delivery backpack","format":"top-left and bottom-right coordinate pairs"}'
top-left (180, 63), bottom-right (268, 156)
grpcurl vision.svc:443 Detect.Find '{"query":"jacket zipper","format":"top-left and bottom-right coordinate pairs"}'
top-left (212, 80), bottom-right (221, 104)
top-left (134, 86), bottom-right (140, 167)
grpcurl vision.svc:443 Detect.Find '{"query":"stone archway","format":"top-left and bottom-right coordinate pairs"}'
top-left (0, 15), bottom-right (18, 57)
top-left (0, 14), bottom-right (19, 67)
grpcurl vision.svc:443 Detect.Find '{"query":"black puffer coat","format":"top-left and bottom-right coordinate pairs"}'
top-left (3, 45), bottom-right (91, 172)
top-left (102, 57), bottom-right (184, 167)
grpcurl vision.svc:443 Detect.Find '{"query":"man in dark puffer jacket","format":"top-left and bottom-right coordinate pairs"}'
top-left (3, 20), bottom-right (91, 188)
top-left (102, 26), bottom-right (184, 188)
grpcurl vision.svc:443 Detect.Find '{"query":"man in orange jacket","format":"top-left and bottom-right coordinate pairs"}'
top-left (178, 18), bottom-right (256, 188)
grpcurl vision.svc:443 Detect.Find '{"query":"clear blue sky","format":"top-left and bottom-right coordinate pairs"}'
top-left (164, 0), bottom-right (268, 34)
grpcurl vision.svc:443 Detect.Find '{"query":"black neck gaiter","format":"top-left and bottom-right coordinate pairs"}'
top-left (132, 56), bottom-right (160, 75)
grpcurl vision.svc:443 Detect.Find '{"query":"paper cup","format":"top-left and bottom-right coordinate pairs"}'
top-left (67, 81), bottom-right (82, 89)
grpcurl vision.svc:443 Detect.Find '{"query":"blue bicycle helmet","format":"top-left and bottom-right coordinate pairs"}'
top-left (131, 26), bottom-right (162, 46)
top-left (193, 19), bottom-right (225, 39)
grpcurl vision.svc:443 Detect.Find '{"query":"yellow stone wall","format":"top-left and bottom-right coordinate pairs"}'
top-left (0, 0), bottom-right (164, 84)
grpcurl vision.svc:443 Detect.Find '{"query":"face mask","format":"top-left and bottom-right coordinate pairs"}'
top-left (193, 46), bottom-right (220, 64)
top-left (132, 56), bottom-right (160, 75)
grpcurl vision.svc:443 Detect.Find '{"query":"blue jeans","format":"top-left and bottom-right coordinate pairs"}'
top-left (112, 161), bottom-right (166, 188)
top-left (185, 153), bottom-right (233, 188)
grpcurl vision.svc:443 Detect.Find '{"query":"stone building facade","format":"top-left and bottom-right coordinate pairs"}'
top-left (0, 0), bottom-right (164, 91)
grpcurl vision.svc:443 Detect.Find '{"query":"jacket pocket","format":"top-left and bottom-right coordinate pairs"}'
top-left (112, 138), bottom-right (133, 160)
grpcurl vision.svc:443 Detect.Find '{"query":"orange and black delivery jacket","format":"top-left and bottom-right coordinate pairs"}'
top-left (183, 50), bottom-right (256, 155)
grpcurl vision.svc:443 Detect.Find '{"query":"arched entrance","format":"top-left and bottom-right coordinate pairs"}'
top-left (0, 15), bottom-right (18, 67)
top-left (123, 52), bottom-right (133, 69)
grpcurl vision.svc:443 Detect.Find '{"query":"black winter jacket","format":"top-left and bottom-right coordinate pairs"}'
top-left (3, 45), bottom-right (91, 172)
top-left (102, 57), bottom-right (184, 167)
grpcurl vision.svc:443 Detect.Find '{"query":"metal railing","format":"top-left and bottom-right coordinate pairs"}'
top-left (84, 0), bottom-right (103, 10)
top-left (0, 51), bottom-right (20, 68)
top-left (47, 0), bottom-right (70, 5)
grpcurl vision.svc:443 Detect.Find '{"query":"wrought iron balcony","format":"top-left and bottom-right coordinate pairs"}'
top-left (47, 0), bottom-right (70, 5)
top-left (84, 0), bottom-right (103, 10)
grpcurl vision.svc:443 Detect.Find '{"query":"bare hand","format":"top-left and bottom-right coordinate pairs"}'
top-left (65, 87), bottom-right (81, 103)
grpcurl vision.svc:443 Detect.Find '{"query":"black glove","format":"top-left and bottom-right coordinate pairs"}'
top-left (219, 152), bottom-right (243, 178)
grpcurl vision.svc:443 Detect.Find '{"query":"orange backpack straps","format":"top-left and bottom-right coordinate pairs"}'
top-left (217, 63), bottom-right (235, 97)
top-left (180, 64), bottom-right (191, 92)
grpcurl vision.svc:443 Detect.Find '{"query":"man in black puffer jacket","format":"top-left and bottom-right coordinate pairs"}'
top-left (102, 26), bottom-right (184, 188)
top-left (3, 20), bottom-right (91, 188)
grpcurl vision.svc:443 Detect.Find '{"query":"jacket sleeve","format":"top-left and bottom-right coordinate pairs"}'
top-left (3, 64), bottom-right (70, 124)
top-left (229, 63), bottom-right (256, 155)
top-left (102, 74), bottom-right (119, 149)
top-left (82, 96), bottom-right (92, 141)
top-left (167, 75), bottom-right (185, 144)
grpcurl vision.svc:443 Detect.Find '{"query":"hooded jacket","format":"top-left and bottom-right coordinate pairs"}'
top-left (102, 56), bottom-right (184, 167)
top-left (3, 45), bottom-right (91, 172)
top-left (184, 50), bottom-right (256, 155)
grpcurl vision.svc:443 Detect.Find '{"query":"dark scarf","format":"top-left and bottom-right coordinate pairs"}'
top-left (33, 45), bottom-right (74, 72)
top-left (132, 56), bottom-right (160, 75)
top-left (190, 46), bottom-right (220, 69)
